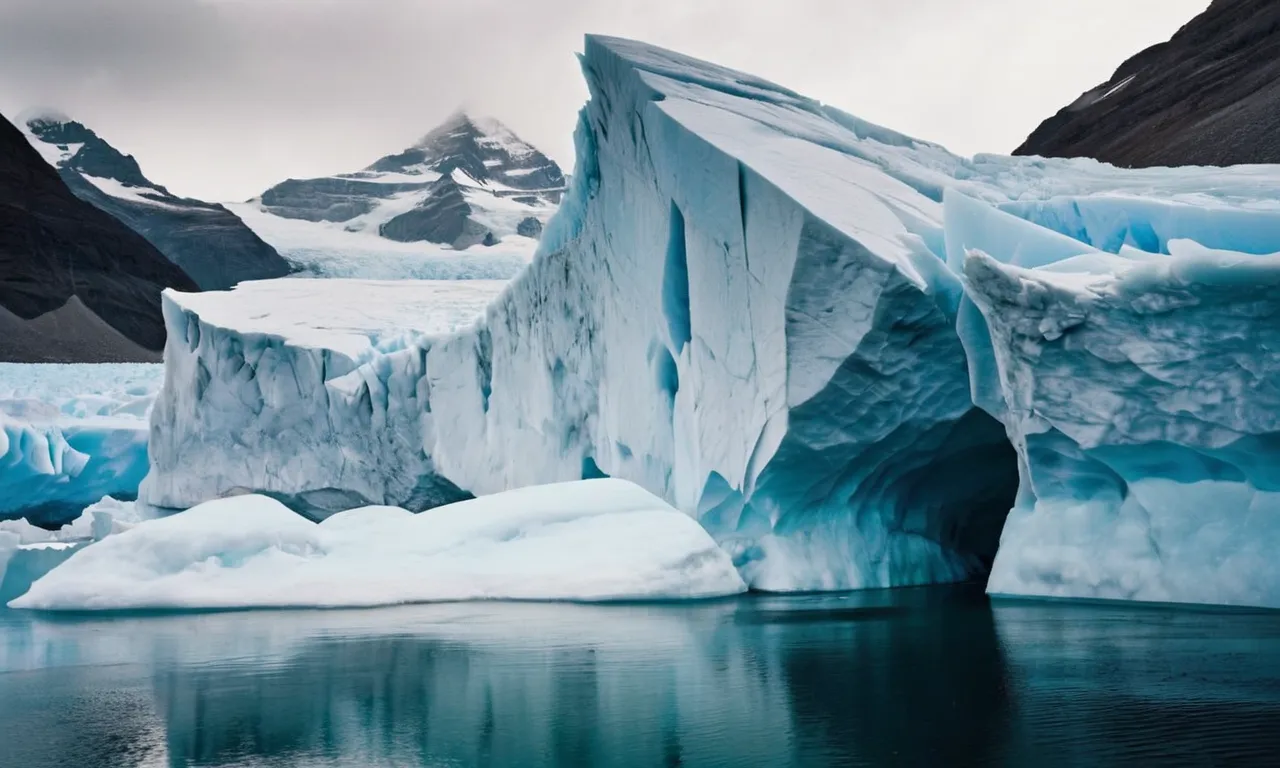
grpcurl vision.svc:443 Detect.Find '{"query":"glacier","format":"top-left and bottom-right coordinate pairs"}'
top-left (132, 36), bottom-right (1280, 608)
top-left (225, 201), bottom-right (535, 280)
top-left (1, 364), bottom-right (162, 526)
top-left (11, 479), bottom-right (745, 610)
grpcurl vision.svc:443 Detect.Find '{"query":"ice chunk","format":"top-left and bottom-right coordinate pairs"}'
top-left (0, 364), bottom-right (161, 525)
top-left (144, 37), bottom-right (1027, 592)
top-left (964, 238), bottom-right (1280, 609)
top-left (11, 479), bottom-right (746, 610)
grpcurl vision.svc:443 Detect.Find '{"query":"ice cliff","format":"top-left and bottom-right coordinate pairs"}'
top-left (140, 36), bottom-right (1280, 608)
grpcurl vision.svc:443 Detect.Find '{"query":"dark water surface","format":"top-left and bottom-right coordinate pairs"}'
top-left (2, 585), bottom-right (1279, 767)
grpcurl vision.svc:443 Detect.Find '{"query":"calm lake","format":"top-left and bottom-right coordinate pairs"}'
top-left (2, 585), bottom-right (1278, 767)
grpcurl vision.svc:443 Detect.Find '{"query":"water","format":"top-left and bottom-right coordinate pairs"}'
top-left (1, 585), bottom-right (1278, 767)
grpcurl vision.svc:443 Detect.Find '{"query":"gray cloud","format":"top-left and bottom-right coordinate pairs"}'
top-left (0, 0), bottom-right (1210, 200)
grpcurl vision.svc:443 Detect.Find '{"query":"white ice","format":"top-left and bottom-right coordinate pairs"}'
top-left (164, 278), bottom-right (508, 362)
top-left (10, 479), bottom-right (746, 610)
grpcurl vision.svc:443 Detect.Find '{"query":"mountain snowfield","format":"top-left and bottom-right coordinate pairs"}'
top-left (232, 111), bottom-right (566, 280)
top-left (8, 36), bottom-right (1280, 610)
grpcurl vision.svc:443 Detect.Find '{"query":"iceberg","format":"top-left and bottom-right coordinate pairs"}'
top-left (137, 36), bottom-right (1280, 607)
top-left (10, 479), bottom-right (746, 610)
top-left (1, 364), bottom-right (162, 525)
top-left (145, 37), bottom-right (1027, 592)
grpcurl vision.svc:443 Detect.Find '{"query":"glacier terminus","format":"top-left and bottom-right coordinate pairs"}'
top-left (18, 36), bottom-right (1280, 611)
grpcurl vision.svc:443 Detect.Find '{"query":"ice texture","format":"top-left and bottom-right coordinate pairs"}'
top-left (954, 197), bottom-right (1280, 608)
top-left (1, 364), bottom-right (162, 525)
top-left (11, 479), bottom-right (746, 610)
top-left (140, 36), bottom-right (1280, 607)
top-left (142, 279), bottom-right (506, 518)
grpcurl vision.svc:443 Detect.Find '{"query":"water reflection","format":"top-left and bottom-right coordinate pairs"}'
top-left (2, 587), bottom-right (1279, 767)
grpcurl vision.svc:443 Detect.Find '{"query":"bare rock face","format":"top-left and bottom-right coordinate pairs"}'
top-left (516, 216), bottom-right (543, 239)
top-left (0, 112), bottom-right (197, 362)
top-left (22, 113), bottom-right (292, 290)
top-left (258, 112), bottom-right (565, 249)
top-left (1015, 0), bottom-right (1280, 167)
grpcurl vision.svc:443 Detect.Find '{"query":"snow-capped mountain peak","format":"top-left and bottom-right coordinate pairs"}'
top-left (14, 106), bottom-right (72, 130)
top-left (413, 110), bottom-right (537, 161)
top-left (19, 110), bottom-right (157, 192)
top-left (364, 110), bottom-right (563, 193)
top-left (253, 110), bottom-right (566, 253)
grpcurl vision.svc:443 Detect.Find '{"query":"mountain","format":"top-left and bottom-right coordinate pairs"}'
top-left (253, 112), bottom-right (565, 251)
top-left (1015, 0), bottom-right (1280, 167)
top-left (0, 111), bottom-right (198, 362)
top-left (20, 111), bottom-right (292, 289)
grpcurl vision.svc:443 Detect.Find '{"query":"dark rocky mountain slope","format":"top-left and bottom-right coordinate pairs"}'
top-left (0, 112), bottom-right (198, 362)
top-left (21, 111), bottom-right (291, 289)
top-left (1015, 0), bottom-right (1280, 167)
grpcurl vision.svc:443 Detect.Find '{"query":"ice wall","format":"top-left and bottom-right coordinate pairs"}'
top-left (142, 279), bottom-right (507, 517)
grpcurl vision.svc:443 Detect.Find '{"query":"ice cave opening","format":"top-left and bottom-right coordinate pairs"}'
top-left (742, 408), bottom-right (1021, 593)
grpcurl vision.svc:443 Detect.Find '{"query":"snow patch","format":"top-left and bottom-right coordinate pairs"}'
top-left (80, 175), bottom-right (185, 211)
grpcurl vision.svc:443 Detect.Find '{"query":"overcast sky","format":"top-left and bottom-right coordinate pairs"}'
top-left (0, 0), bottom-right (1210, 202)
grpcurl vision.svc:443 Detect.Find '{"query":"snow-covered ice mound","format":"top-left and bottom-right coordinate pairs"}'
top-left (11, 479), bottom-right (746, 610)
top-left (141, 35), bottom-right (1280, 607)
top-left (1, 363), bottom-right (162, 526)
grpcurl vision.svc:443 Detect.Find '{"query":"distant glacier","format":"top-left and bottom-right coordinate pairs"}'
top-left (22, 36), bottom-right (1280, 610)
